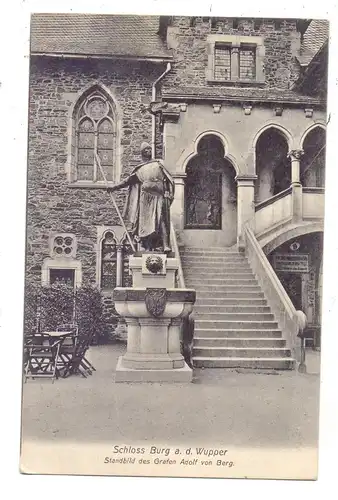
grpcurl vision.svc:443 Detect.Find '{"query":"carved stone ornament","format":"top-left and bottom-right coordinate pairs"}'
top-left (148, 101), bottom-right (168, 115)
top-left (213, 103), bottom-right (222, 113)
top-left (288, 149), bottom-right (304, 160)
top-left (243, 104), bottom-right (253, 115)
top-left (145, 288), bottom-right (168, 317)
top-left (162, 104), bottom-right (181, 123)
top-left (142, 253), bottom-right (167, 275)
top-left (145, 255), bottom-right (164, 274)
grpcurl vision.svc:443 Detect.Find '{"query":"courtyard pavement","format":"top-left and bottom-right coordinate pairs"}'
top-left (21, 344), bottom-right (320, 449)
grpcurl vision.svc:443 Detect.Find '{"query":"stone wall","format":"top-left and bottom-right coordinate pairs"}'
top-left (26, 56), bottom-right (166, 284)
top-left (164, 16), bottom-right (301, 89)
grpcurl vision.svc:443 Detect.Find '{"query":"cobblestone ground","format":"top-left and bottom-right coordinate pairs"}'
top-left (21, 345), bottom-right (320, 448)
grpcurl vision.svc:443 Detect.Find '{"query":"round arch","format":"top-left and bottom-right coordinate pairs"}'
top-left (262, 222), bottom-right (324, 255)
top-left (300, 122), bottom-right (326, 150)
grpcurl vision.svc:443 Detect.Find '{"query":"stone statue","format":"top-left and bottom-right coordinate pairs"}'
top-left (108, 142), bottom-right (175, 252)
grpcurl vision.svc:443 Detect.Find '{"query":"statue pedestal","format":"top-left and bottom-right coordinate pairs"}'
top-left (114, 254), bottom-right (195, 383)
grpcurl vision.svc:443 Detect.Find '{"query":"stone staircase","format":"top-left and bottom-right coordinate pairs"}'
top-left (181, 246), bottom-right (295, 370)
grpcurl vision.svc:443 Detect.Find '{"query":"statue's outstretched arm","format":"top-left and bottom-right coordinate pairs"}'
top-left (108, 173), bottom-right (136, 192)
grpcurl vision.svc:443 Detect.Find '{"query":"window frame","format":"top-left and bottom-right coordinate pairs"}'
top-left (96, 226), bottom-right (134, 293)
top-left (41, 258), bottom-right (82, 288)
top-left (206, 34), bottom-right (265, 84)
top-left (67, 85), bottom-right (121, 188)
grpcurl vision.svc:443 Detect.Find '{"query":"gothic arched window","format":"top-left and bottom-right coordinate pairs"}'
top-left (73, 88), bottom-right (118, 184)
top-left (101, 231), bottom-right (117, 290)
top-left (122, 236), bottom-right (133, 287)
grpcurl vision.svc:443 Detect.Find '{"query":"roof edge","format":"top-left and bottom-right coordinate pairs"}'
top-left (162, 91), bottom-right (326, 107)
top-left (30, 51), bottom-right (173, 63)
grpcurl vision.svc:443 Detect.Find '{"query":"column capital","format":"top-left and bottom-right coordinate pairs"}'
top-left (172, 172), bottom-right (187, 185)
top-left (125, 317), bottom-right (140, 327)
top-left (170, 317), bottom-right (183, 327)
top-left (288, 149), bottom-right (304, 161)
top-left (235, 174), bottom-right (258, 184)
top-left (138, 317), bottom-right (171, 328)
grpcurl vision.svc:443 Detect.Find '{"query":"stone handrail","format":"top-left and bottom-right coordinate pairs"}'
top-left (255, 186), bottom-right (292, 211)
top-left (170, 221), bottom-right (186, 288)
top-left (244, 224), bottom-right (306, 361)
top-left (254, 188), bottom-right (293, 237)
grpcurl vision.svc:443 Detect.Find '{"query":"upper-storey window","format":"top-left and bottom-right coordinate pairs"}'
top-left (207, 35), bottom-right (265, 84)
top-left (214, 45), bottom-right (232, 80)
top-left (68, 85), bottom-right (121, 186)
top-left (239, 45), bottom-right (256, 80)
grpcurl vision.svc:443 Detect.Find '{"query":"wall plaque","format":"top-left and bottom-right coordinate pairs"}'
top-left (273, 253), bottom-right (309, 273)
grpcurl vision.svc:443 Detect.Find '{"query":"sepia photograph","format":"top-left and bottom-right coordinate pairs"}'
top-left (15, 5), bottom-right (334, 482)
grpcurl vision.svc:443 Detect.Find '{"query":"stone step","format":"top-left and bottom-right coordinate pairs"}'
top-left (182, 251), bottom-right (245, 257)
top-left (190, 285), bottom-right (262, 292)
top-left (194, 337), bottom-right (287, 347)
top-left (182, 259), bottom-right (251, 266)
top-left (185, 272), bottom-right (256, 280)
top-left (196, 290), bottom-right (265, 299)
top-left (181, 257), bottom-right (251, 271)
top-left (193, 346), bottom-right (291, 358)
top-left (194, 312), bottom-right (275, 321)
top-left (184, 266), bottom-right (253, 273)
top-left (194, 328), bottom-right (283, 338)
top-left (195, 298), bottom-right (268, 306)
top-left (187, 279), bottom-right (258, 287)
top-left (195, 320), bottom-right (279, 329)
top-left (194, 305), bottom-right (271, 313)
top-left (192, 357), bottom-right (295, 369)
top-left (182, 254), bottom-right (249, 260)
top-left (182, 247), bottom-right (241, 253)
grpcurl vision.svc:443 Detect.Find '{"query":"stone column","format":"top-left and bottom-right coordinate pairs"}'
top-left (125, 317), bottom-right (140, 354)
top-left (168, 318), bottom-right (185, 368)
top-left (288, 149), bottom-right (304, 223)
top-left (116, 244), bottom-right (123, 286)
top-left (231, 45), bottom-right (240, 81)
top-left (171, 173), bottom-right (187, 231)
top-left (236, 175), bottom-right (257, 250)
top-left (139, 317), bottom-right (171, 355)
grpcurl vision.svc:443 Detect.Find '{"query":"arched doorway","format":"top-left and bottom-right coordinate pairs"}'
top-left (184, 135), bottom-right (237, 247)
top-left (255, 128), bottom-right (291, 203)
top-left (301, 127), bottom-right (326, 187)
top-left (267, 231), bottom-right (323, 348)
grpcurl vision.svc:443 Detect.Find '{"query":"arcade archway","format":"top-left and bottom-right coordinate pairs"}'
top-left (255, 128), bottom-right (291, 203)
top-left (301, 127), bottom-right (326, 187)
top-left (267, 231), bottom-right (323, 348)
top-left (184, 134), bottom-right (237, 246)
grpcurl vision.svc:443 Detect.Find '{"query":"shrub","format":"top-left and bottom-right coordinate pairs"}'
top-left (23, 281), bottom-right (114, 344)
top-left (75, 285), bottom-right (105, 345)
top-left (23, 281), bottom-right (40, 335)
top-left (39, 282), bottom-right (75, 331)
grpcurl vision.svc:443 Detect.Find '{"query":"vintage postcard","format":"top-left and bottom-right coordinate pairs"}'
top-left (18, 6), bottom-right (334, 482)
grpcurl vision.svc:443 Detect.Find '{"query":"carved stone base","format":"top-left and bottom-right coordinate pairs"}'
top-left (121, 352), bottom-right (185, 370)
top-left (115, 357), bottom-right (193, 383)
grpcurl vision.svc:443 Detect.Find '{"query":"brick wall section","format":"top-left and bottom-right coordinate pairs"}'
top-left (163, 16), bottom-right (300, 89)
top-left (26, 57), bottom-right (165, 284)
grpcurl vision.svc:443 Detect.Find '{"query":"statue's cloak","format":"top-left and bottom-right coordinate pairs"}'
top-left (123, 160), bottom-right (175, 240)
